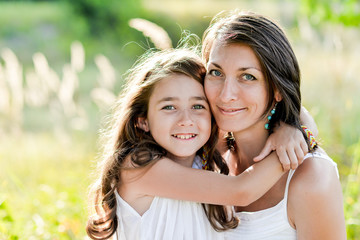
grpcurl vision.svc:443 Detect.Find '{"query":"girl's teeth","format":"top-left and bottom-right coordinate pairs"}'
top-left (173, 134), bottom-right (195, 139)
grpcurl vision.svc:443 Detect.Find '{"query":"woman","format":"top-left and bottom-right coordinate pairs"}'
top-left (202, 11), bottom-right (346, 239)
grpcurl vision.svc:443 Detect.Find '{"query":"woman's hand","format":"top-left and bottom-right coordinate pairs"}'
top-left (253, 122), bottom-right (308, 171)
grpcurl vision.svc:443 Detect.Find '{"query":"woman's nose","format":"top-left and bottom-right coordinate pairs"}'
top-left (219, 78), bottom-right (238, 103)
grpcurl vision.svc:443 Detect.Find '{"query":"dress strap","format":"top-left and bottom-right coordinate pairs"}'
top-left (283, 170), bottom-right (295, 201)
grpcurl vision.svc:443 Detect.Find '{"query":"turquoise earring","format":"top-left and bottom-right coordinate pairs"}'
top-left (265, 103), bottom-right (278, 130)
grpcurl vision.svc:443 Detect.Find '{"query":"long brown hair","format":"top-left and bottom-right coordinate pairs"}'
top-left (202, 11), bottom-right (314, 149)
top-left (86, 48), bottom-right (237, 239)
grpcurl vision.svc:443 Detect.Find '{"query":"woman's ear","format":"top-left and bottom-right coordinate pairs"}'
top-left (136, 117), bottom-right (150, 132)
top-left (274, 89), bottom-right (283, 102)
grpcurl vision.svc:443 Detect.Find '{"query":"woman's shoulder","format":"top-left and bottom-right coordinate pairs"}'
top-left (287, 148), bottom-right (341, 216)
top-left (289, 149), bottom-right (339, 195)
top-left (286, 148), bottom-right (346, 238)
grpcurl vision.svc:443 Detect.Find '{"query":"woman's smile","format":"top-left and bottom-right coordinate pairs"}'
top-left (218, 106), bottom-right (247, 115)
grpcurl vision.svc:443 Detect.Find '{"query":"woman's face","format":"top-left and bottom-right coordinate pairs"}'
top-left (204, 41), bottom-right (268, 133)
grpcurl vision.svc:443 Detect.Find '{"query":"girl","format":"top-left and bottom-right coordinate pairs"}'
top-left (86, 48), bottom-right (311, 240)
top-left (202, 10), bottom-right (346, 239)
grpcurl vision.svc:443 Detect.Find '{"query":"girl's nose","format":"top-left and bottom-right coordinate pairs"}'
top-left (178, 110), bottom-right (194, 126)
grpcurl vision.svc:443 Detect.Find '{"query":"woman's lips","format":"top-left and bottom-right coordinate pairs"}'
top-left (218, 106), bottom-right (247, 115)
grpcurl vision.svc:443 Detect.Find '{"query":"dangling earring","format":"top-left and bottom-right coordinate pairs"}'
top-left (265, 102), bottom-right (278, 130)
top-left (201, 146), bottom-right (209, 170)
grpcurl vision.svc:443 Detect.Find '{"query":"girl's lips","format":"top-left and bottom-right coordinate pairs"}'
top-left (171, 134), bottom-right (197, 140)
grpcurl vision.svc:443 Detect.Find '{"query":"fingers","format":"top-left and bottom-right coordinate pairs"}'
top-left (277, 146), bottom-right (290, 171)
top-left (277, 143), bottom-right (307, 171)
top-left (286, 148), bottom-right (298, 170)
top-left (253, 141), bottom-right (273, 162)
top-left (294, 145), bottom-right (305, 165)
top-left (300, 140), bottom-right (309, 155)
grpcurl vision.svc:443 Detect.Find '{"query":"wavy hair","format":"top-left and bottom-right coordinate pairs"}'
top-left (86, 48), bottom-right (237, 239)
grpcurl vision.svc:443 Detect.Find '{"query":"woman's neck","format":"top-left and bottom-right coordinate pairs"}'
top-left (232, 125), bottom-right (269, 170)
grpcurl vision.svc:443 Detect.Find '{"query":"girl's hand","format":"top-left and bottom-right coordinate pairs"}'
top-left (254, 122), bottom-right (308, 171)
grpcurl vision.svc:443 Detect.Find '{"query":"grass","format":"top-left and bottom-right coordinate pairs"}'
top-left (0, 134), bottom-right (95, 239)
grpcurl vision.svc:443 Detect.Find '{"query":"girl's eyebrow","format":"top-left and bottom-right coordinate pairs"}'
top-left (157, 97), bottom-right (177, 103)
top-left (156, 96), bottom-right (207, 104)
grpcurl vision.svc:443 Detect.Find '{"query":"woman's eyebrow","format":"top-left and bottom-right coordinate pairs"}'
top-left (238, 66), bottom-right (262, 72)
top-left (207, 62), bottom-right (222, 69)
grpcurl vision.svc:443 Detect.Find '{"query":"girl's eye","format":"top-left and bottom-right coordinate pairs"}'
top-left (242, 73), bottom-right (256, 81)
top-left (209, 69), bottom-right (222, 77)
top-left (162, 105), bottom-right (175, 110)
top-left (193, 104), bottom-right (205, 110)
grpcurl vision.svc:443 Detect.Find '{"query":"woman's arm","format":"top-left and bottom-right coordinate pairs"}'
top-left (121, 151), bottom-right (284, 207)
top-left (288, 156), bottom-right (346, 240)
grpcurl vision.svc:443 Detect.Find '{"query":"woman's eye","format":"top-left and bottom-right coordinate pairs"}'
top-left (209, 69), bottom-right (222, 77)
top-left (162, 105), bottom-right (175, 110)
top-left (193, 104), bottom-right (205, 110)
top-left (242, 73), bottom-right (256, 81)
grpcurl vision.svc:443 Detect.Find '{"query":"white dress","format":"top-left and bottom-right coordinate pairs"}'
top-left (225, 152), bottom-right (339, 240)
top-left (115, 155), bottom-right (225, 240)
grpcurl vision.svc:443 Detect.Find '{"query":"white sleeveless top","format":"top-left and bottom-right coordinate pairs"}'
top-left (115, 156), bottom-right (225, 240)
top-left (225, 152), bottom-right (338, 240)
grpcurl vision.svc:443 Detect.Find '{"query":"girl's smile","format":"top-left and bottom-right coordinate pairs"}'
top-left (140, 73), bottom-right (212, 166)
top-left (172, 133), bottom-right (197, 140)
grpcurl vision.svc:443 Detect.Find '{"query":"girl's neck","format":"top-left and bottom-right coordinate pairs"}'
top-left (233, 124), bottom-right (269, 168)
top-left (166, 153), bottom-right (196, 168)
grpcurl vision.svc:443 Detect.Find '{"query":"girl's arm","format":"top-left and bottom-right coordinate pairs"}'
top-left (121, 151), bottom-right (284, 207)
top-left (287, 155), bottom-right (346, 240)
top-left (300, 106), bottom-right (318, 137)
top-left (254, 106), bottom-right (318, 170)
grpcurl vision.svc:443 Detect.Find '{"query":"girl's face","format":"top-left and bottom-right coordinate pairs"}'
top-left (204, 42), bottom-right (268, 133)
top-left (139, 74), bottom-right (211, 164)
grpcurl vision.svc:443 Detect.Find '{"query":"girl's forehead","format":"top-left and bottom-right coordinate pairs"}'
top-left (150, 74), bottom-right (204, 96)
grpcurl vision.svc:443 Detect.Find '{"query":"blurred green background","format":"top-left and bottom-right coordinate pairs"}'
top-left (0, 0), bottom-right (359, 239)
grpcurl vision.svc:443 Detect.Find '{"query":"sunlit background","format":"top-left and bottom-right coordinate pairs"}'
top-left (0, 0), bottom-right (359, 239)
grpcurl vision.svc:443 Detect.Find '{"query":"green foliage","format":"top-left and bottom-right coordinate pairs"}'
top-left (0, 199), bottom-right (18, 239)
top-left (343, 139), bottom-right (360, 237)
top-left (65, 0), bottom-right (144, 40)
top-left (0, 134), bottom-right (94, 239)
top-left (300, 0), bottom-right (360, 26)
